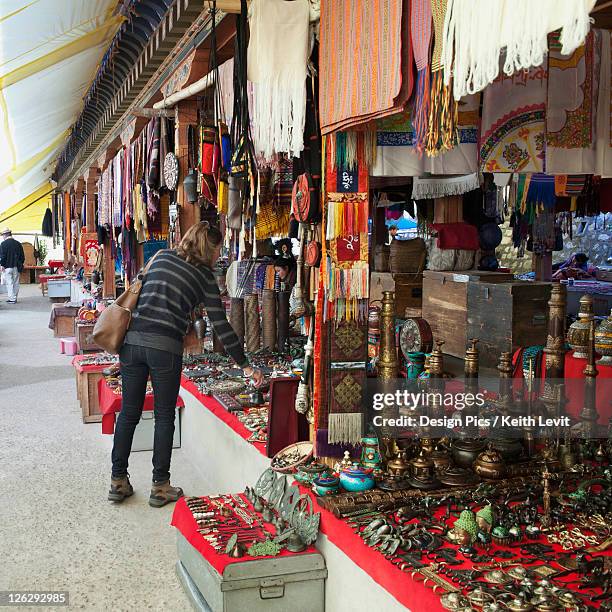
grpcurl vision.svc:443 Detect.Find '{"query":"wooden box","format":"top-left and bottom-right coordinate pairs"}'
top-left (76, 369), bottom-right (104, 423)
top-left (55, 315), bottom-right (76, 338)
top-left (74, 322), bottom-right (100, 353)
top-left (394, 273), bottom-right (423, 314)
top-left (422, 270), bottom-right (515, 360)
top-left (467, 281), bottom-right (550, 368)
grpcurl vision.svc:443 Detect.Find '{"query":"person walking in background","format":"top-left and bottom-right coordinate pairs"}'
top-left (0, 228), bottom-right (25, 304)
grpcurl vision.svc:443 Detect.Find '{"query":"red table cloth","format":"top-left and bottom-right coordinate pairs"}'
top-left (180, 376), bottom-right (267, 452)
top-left (98, 378), bottom-right (185, 434)
top-left (71, 354), bottom-right (114, 374)
top-left (514, 350), bottom-right (612, 424)
top-left (40, 274), bottom-right (66, 283)
top-left (180, 376), bottom-right (610, 610)
top-left (171, 495), bottom-right (317, 575)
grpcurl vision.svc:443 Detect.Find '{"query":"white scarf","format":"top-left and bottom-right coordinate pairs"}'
top-left (248, 0), bottom-right (310, 160)
top-left (442, 0), bottom-right (596, 100)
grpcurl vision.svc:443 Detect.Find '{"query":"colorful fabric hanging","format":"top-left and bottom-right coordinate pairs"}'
top-left (411, 0), bottom-right (432, 153)
top-left (247, 0), bottom-right (310, 159)
top-left (479, 66), bottom-right (547, 173)
top-left (319, 0), bottom-right (413, 134)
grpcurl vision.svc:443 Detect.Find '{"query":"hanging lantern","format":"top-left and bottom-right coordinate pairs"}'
top-left (183, 169), bottom-right (198, 203)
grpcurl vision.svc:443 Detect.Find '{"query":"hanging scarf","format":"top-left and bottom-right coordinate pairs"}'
top-left (442, 0), bottom-right (595, 101)
top-left (411, 0), bottom-right (432, 154)
top-left (247, 0), bottom-right (310, 159)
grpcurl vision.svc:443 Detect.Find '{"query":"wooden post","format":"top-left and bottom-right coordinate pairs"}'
top-left (85, 168), bottom-right (99, 233)
top-left (63, 191), bottom-right (71, 265)
top-left (175, 100), bottom-right (200, 235)
top-left (533, 252), bottom-right (552, 282)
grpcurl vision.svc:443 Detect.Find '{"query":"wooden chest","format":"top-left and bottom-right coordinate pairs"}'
top-left (422, 270), bottom-right (516, 360)
top-left (75, 368), bottom-right (104, 423)
top-left (467, 281), bottom-right (550, 368)
top-left (74, 321), bottom-right (100, 353)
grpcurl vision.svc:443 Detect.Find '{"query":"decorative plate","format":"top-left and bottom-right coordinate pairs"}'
top-left (163, 152), bottom-right (179, 191)
top-left (399, 317), bottom-right (433, 357)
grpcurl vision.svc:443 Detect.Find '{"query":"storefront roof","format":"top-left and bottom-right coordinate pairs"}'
top-left (0, 0), bottom-right (123, 214)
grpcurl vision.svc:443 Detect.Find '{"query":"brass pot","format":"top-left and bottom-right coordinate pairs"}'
top-left (438, 465), bottom-right (478, 487)
top-left (567, 294), bottom-right (594, 359)
top-left (489, 437), bottom-right (523, 463)
top-left (473, 447), bottom-right (506, 480)
top-left (451, 438), bottom-right (486, 469)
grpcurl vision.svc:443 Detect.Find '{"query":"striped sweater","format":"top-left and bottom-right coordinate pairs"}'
top-left (129, 250), bottom-right (248, 367)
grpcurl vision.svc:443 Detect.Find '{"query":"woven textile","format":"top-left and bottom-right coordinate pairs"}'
top-left (412, 173), bottom-right (479, 199)
top-left (430, 0), bottom-right (448, 72)
top-left (373, 97), bottom-right (478, 176)
top-left (229, 298), bottom-right (245, 347)
top-left (248, 0), bottom-right (310, 159)
top-left (479, 66), bottom-right (547, 173)
top-left (244, 294), bottom-right (261, 353)
top-left (261, 290), bottom-right (277, 350)
top-left (319, 0), bottom-right (413, 134)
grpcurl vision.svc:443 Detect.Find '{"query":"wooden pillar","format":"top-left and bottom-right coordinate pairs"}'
top-left (533, 252), bottom-right (552, 282)
top-left (175, 100), bottom-right (200, 235)
top-left (63, 191), bottom-right (71, 265)
top-left (85, 167), bottom-right (99, 233)
top-left (73, 178), bottom-right (85, 261)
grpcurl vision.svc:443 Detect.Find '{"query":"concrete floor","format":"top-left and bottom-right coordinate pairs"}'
top-left (0, 285), bottom-right (199, 611)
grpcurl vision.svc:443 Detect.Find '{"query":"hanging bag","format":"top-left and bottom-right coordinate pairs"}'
top-left (92, 252), bottom-right (161, 354)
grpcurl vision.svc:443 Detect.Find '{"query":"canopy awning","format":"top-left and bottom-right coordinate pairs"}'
top-left (0, 181), bottom-right (53, 233)
top-left (0, 0), bottom-right (124, 214)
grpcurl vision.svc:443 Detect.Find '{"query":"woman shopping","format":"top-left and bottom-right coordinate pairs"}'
top-left (109, 222), bottom-right (263, 506)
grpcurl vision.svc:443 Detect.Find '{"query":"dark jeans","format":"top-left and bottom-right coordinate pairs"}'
top-left (111, 344), bottom-right (183, 482)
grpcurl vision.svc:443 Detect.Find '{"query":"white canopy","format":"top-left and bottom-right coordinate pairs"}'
top-left (0, 0), bottom-right (123, 213)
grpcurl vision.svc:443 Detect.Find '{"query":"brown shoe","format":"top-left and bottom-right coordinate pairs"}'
top-left (108, 475), bottom-right (134, 502)
top-left (149, 480), bottom-right (184, 507)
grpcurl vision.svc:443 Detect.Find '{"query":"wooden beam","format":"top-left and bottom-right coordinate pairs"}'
top-left (131, 107), bottom-right (174, 118)
top-left (214, 0), bottom-right (246, 14)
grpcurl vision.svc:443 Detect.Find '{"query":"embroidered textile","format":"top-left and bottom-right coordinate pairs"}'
top-left (546, 31), bottom-right (601, 173)
top-left (479, 66), bottom-right (547, 173)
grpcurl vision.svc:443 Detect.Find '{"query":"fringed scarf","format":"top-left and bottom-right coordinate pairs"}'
top-left (425, 0), bottom-right (458, 156)
top-left (247, 0), bottom-right (310, 159)
top-left (443, 0), bottom-right (596, 101)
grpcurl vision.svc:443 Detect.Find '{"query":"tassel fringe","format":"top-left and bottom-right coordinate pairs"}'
top-left (328, 412), bottom-right (363, 446)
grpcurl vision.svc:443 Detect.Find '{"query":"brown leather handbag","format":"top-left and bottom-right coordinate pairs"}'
top-left (92, 252), bottom-right (161, 354)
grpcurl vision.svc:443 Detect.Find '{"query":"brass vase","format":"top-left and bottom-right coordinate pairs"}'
top-left (378, 291), bottom-right (398, 380)
top-left (567, 294), bottom-right (594, 359)
top-left (595, 309), bottom-right (612, 366)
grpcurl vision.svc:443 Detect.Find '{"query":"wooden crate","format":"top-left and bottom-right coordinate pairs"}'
top-left (54, 314), bottom-right (76, 338)
top-left (422, 270), bottom-right (515, 359)
top-left (74, 322), bottom-right (100, 353)
top-left (467, 281), bottom-right (550, 368)
top-left (394, 273), bottom-right (423, 315)
top-left (76, 369), bottom-right (104, 423)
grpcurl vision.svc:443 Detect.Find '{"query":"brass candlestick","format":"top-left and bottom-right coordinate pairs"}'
top-left (496, 351), bottom-right (514, 415)
top-left (378, 291), bottom-right (398, 380)
top-left (429, 340), bottom-right (445, 378)
top-left (579, 318), bottom-right (599, 437)
top-left (465, 338), bottom-right (480, 379)
top-left (541, 283), bottom-right (567, 415)
top-left (543, 283), bottom-right (567, 379)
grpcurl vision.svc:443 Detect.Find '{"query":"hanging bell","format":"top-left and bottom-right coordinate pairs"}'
top-left (183, 169), bottom-right (198, 203)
